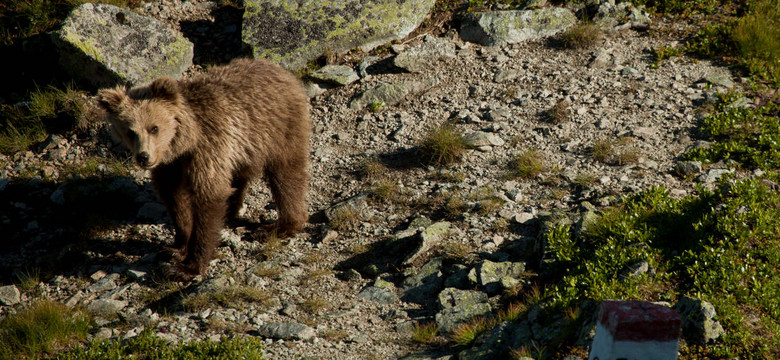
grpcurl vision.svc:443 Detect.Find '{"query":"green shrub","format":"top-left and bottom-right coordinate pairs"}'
top-left (59, 329), bottom-right (264, 360)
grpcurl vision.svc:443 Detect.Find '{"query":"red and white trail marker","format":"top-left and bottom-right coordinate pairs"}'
top-left (589, 300), bottom-right (681, 360)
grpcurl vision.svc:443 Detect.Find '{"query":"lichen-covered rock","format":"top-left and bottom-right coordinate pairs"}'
top-left (53, 3), bottom-right (193, 88)
top-left (393, 36), bottom-right (456, 73)
top-left (242, 0), bottom-right (437, 71)
top-left (403, 221), bottom-right (452, 265)
top-left (437, 287), bottom-right (488, 310)
top-left (460, 8), bottom-right (577, 46)
top-left (467, 260), bottom-right (526, 294)
top-left (674, 296), bottom-right (725, 345)
top-left (434, 289), bottom-right (491, 333)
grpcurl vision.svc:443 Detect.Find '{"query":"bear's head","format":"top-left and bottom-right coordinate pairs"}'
top-left (97, 77), bottom-right (188, 169)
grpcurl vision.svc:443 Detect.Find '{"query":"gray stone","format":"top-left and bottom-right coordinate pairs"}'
top-left (242, 0), bottom-right (437, 71)
top-left (703, 73), bottom-right (734, 89)
top-left (589, 49), bottom-right (613, 69)
top-left (87, 299), bottom-right (128, 315)
top-left (136, 202), bottom-right (167, 222)
top-left (53, 3), bottom-right (193, 88)
top-left (50, 186), bottom-right (66, 205)
top-left (401, 257), bottom-right (445, 304)
top-left (674, 296), bottom-right (725, 345)
top-left (358, 286), bottom-right (397, 304)
top-left (257, 322), bottom-right (316, 341)
top-left (674, 161), bottom-right (703, 177)
top-left (325, 192), bottom-right (369, 224)
top-left (467, 260), bottom-right (526, 294)
top-left (0, 285), bottom-right (21, 306)
top-left (86, 273), bottom-right (120, 294)
top-left (460, 8), bottom-right (577, 46)
top-left (463, 131), bottom-right (505, 147)
top-left (308, 65), bottom-right (359, 86)
top-left (0, 178), bottom-right (8, 192)
top-left (348, 78), bottom-right (439, 110)
top-left (697, 169), bottom-right (733, 184)
top-left (393, 36), bottom-right (456, 73)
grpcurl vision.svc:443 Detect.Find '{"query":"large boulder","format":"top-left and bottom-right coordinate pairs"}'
top-left (242, 0), bottom-right (436, 71)
top-left (460, 7), bottom-right (577, 46)
top-left (53, 3), bottom-right (193, 88)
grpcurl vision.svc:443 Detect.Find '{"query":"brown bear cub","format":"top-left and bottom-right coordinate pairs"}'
top-left (98, 58), bottom-right (311, 281)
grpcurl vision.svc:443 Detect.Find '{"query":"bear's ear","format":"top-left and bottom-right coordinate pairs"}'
top-left (149, 77), bottom-right (180, 103)
top-left (97, 88), bottom-right (127, 113)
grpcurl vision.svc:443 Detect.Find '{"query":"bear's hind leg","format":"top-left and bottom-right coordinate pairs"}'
top-left (227, 176), bottom-right (249, 220)
top-left (265, 160), bottom-right (308, 237)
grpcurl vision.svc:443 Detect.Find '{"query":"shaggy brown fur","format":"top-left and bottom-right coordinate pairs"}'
top-left (98, 58), bottom-right (311, 280)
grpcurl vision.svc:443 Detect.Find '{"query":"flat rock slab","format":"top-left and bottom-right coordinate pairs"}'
top-left (308, 65), bottom-right (359, 86)
top-left (242, 0), bottom-right (436, 71)
top-left (349, 78), bottom-right (439, 111)
top-left (393, 36), bottom-right (456, 73)
top-left (460, 8), bottom-right (577, 46)
top-left (257, 322), bottom-right (316, 341)
top-left (54, 3), bottom-right (193, 88)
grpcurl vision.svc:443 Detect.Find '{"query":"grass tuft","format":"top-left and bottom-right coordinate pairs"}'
top-left (0, 300), bottom-right (91, 360)
top-left (418, 125), bottom-right (468, 167)
top-left (511, 149), bottom-right (546, 179)
top-left (411, 321), bottom-right (439, 344)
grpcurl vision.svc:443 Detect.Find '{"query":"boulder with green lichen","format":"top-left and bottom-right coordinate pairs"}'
top-left (53, 3), bottom-right (193, 88)
top-left (242, 0), bottom-right (436, 71)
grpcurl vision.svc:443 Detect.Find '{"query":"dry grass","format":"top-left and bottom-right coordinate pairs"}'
top-left (559, 22), bottom-right (602, 49)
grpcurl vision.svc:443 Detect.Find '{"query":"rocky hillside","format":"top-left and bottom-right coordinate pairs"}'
top-left (1, 0), bottom-right (776, 359)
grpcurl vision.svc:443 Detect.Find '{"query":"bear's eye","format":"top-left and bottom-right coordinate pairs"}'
top-left (149, 126), bottom-right (159, 135)
top-left (126, 129), bottom-right (135, 139)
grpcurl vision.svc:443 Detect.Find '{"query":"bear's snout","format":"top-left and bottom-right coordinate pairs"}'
top-left (136, 152), bottom-right (151, 167)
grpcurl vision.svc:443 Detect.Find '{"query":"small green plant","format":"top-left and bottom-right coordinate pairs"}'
top-left (0, 300), bottom-right (91, 359)
top-left (368, 101), bottom-right (385, 113)
top-left (254, 263), bottom-right (282, 278)
top-left (411, 321), bottom-right (440, 344)
top-left (418, 125), bottom-right (468, 167)
top-left (559, 22), bottom-right (602, 49)
top-left (511, 149), bottom-right (546, 179)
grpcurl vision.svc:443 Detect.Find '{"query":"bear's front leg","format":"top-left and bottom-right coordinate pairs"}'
top-left (167, 185), bottom-right (230, 281)
top-left (152, 162), bottom-right (193, 262)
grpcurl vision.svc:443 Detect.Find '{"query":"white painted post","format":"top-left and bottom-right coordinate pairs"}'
top-left (589, 300), bottom-right (681, 360)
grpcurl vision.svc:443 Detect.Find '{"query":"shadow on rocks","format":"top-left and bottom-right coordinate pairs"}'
top-left (0, 174), bottom-right (163, 284)
top-left (180, 3), bottom-right (251, 65)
